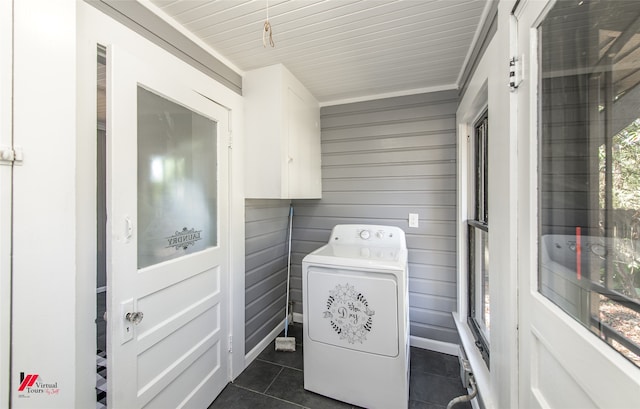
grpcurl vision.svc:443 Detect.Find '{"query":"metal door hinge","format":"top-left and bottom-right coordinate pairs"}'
top-left (227, 111), bottom-right (233, 148)
top-left (509, 56), bottom-right (523, 91)
top-left (228, 335), bottom-right (233, 353)
top-left (0, 146), bottom-right (23, 166)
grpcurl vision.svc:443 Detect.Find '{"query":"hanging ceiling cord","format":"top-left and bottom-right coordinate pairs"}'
top-left (263, 0), bottom-right (275, 47)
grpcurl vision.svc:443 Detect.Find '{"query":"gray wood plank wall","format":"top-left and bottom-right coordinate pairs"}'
top-left (291, 90), bottom-right (460, 344)
top-left (244, 199), bottom-right (291, 352)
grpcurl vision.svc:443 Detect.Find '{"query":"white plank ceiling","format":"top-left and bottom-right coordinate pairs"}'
top-left (148, 0), bottom-right (489, 104)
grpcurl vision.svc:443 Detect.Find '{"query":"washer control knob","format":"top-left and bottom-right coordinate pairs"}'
top-left (376, 231), bottom-right (384, 239)
top-left (359, 230), bottom-right (371, 240)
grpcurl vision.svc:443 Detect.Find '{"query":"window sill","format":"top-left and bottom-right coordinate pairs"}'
top-left (453, 312), bottom-right (493, 409)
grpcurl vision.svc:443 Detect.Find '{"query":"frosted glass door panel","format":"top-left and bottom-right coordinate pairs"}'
top-left (137, 86), bottom-right (218, 269)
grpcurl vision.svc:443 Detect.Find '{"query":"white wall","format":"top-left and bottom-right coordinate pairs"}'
top-left (455, 1), bottom-right (518, 408)
top-left (0, 0), bottom-right (13, 406)
top-left (12, 0), bottom-right (82, 408)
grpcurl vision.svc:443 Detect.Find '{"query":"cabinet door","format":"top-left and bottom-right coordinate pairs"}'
top-left (287, 87), bottom-right (302, 197)
top-left (306, 102), bottom-right (322, 198)
top-left (287, 87), bottom-right (308, 198)
top-left (245, 64), bottom-right (321, 199)
top-left (287, 87), bottom-right (321, 199)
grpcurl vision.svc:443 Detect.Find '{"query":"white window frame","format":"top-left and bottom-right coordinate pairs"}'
top-left (454, 83), bottom-right (493, 409)
top-left (468, 108), bottom-right (491, 368)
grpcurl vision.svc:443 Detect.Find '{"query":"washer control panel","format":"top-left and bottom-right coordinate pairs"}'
top-left (329, 224), bottom-right (405, 248)
top-left (359, 228), bottom-right (389, 241)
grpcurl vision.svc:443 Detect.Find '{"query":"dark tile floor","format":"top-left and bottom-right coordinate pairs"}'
top-left (209, 324), bottom-right (472, 409)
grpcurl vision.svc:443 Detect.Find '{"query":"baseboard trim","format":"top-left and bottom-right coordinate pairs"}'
top-left (453, 312), bottom-right (492, 409)
top-left (245, 314), bottom-right (303, 366)
top-left (244, 318), bottom-right (286, 366)
top-left (410, 335), bottom-right (460, 356)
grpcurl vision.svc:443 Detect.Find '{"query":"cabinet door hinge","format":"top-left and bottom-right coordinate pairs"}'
top-left (0, 146), bottom-right (23, 166)
top-left (228, 335), bottom-right (233, 353)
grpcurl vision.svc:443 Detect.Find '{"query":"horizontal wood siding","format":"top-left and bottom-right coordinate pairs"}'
top-left (292, 90), bottom-right (460, 344)
top-left (244, 199), bottom-right (290, 352)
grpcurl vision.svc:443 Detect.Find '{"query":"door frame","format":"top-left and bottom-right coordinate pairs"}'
top-left (515, 1), bottom-right (640, 407)
top-left (455, 2), bottom-right (519, 408)
top-left (77, 2), bottom-right (245, 406)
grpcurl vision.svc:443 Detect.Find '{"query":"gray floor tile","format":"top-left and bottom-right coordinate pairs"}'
top-left (208, 384), bottom-right (302, 409)
top-left (410, 347), bottom-right (460, 379)
top-left (209, 325), bottom-right (476, 409)
top-left (233, 360), bottom-right (283, 393)
top-left (410, 371), bottom-right (471, 409)
top-left (258, 341), bottom-right (304, 370)
top-left (409, 400), bottom-right (446, 409)
top-left (266, 367), bottom-right (352, 409)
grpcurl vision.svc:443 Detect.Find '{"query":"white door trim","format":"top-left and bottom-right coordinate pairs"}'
top-left (455, 3), bottom-right (521, 407)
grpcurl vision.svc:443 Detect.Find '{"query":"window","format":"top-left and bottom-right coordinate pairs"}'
top-left (539, 0), bottom-right (640, 369)
top-left (468, 110), bottom-right (490, 367)
top-left (137, 87), bottom-right (218, 269)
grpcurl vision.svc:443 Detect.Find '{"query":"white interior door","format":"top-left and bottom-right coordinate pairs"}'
top-left (107, 46), bottom-right (230, 409)
top-left (516, 1), bottom-right (640, 407)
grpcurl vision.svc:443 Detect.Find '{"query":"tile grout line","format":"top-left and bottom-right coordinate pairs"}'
top-left (232, 383), bottom-right (308, 408)
top-left (263, 365), bottom-right (285, 394)
top-left (256, 358), bottom-right (305, 373)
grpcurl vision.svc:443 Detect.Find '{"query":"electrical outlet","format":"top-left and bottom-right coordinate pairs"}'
top-left (408, 213), bottom-right (419, 228)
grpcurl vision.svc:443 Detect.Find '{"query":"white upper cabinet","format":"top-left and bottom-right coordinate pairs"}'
top-left (244, 64), bottom-right (322, 199)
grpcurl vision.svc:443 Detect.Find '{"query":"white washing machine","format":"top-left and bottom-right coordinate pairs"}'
top-left (302, 224), bottom-right (409, 409)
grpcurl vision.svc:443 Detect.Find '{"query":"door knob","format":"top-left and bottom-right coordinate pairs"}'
top-left (125, 311), bottom-right (144, 325)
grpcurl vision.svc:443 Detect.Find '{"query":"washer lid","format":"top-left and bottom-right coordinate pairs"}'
top-left (307, 267), bottom-right (399, 357)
